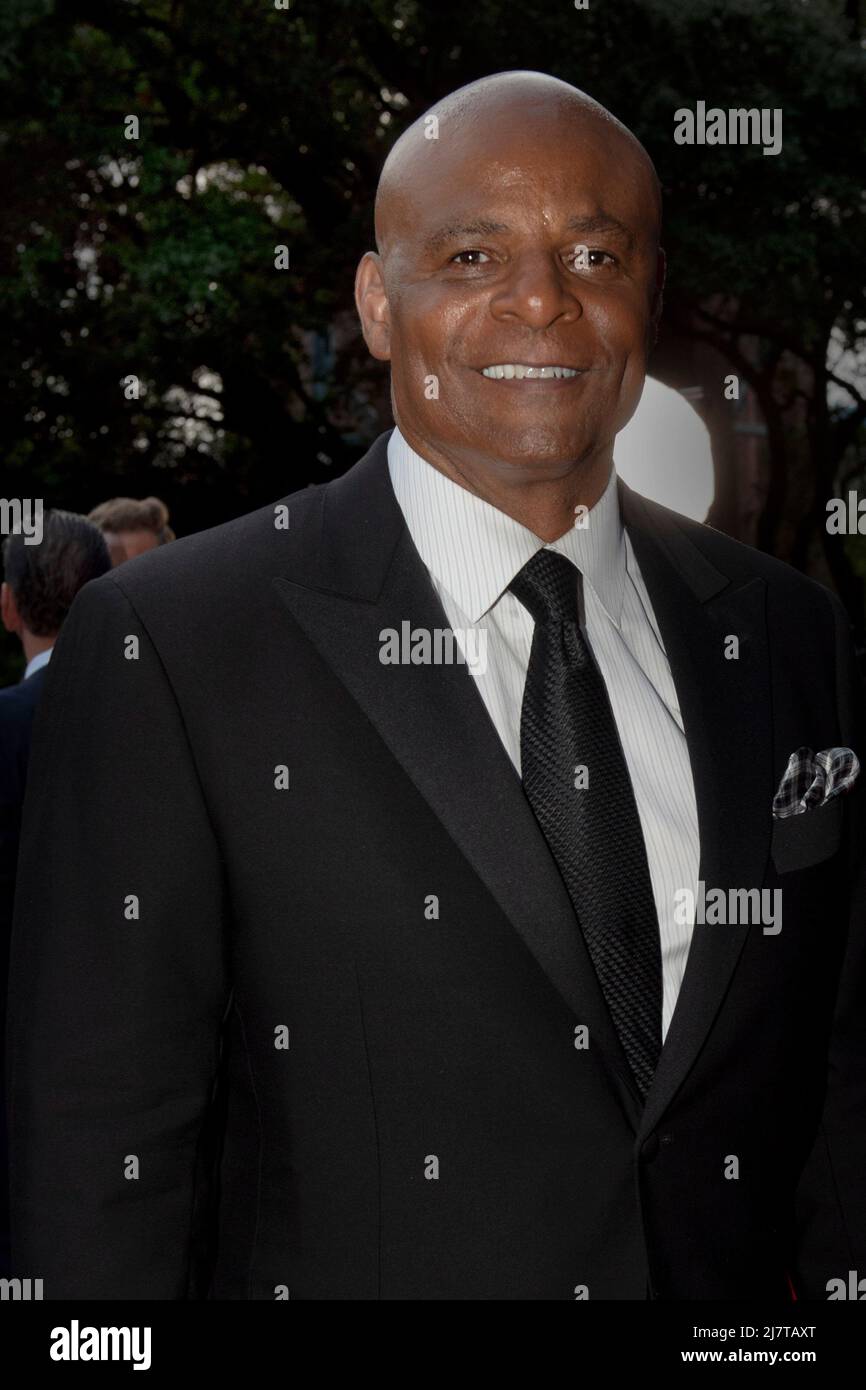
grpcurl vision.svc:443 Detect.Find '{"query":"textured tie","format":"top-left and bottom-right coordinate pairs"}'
top-left (510, 548), bottom-right (662, 1098)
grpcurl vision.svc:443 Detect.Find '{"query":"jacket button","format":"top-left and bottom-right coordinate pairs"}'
top-left (641, 1133), bottom-right (660, 1161)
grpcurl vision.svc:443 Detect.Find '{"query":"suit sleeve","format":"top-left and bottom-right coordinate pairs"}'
top-left (793, 588), bottom-right (866, 1298)
top-left (6, 573), bottom-right (231, 1298)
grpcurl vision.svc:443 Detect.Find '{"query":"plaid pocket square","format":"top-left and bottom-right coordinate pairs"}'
top-left (772, 746), bottom-right (860, 820)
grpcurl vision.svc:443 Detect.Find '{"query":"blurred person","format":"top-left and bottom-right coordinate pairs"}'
top-left (0, 510), bottom-right (110, 1275)
top-left (87, 495), bottom-right (175, 566)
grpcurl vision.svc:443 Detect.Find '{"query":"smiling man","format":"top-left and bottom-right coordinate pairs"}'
top-left (7, 71), bottom-right (866, 1302)
top-left (358, 73), bottom-right (663, 536)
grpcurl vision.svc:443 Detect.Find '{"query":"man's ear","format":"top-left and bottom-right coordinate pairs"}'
top-left (649, 246), bottom-right (666, 346)
top-left (0, 581), bottom-right (21, 636)
top-left (354, 251), bottom-right (392, 362)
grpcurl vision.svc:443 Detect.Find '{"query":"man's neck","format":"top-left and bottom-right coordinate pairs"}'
top-left (22, 632), bottom-right (56, 665)
top-left (393, 424), bottom-right (613, 542)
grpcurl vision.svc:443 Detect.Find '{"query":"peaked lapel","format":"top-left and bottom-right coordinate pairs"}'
top-left (619, 482), bottom-right (774, 1137)
top-left (273, 430), bottom-right (644, 1128)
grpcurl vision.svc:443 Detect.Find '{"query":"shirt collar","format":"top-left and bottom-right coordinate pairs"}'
top-left (386, 426), bottom-right (626, 626)
top-left (24, 647), bottom-right (53, 680)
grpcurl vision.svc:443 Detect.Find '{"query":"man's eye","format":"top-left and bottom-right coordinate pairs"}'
top-left (450, 249), bottom-right (491, 266)
top-left (567, 247), bottom-right (617, 272)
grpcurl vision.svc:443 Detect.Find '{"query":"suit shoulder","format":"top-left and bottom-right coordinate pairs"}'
top-left (638, 494), bottom-right (842, 621)
top-left (0, 676), bottom-right (43, 780)
top-left (0, 672), bottom-right (44, 723)
top-left (92, 484), bottom-right (324, 617)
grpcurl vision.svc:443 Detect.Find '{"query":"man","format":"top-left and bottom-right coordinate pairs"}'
top-left (0, 510), bottom-right (110, 1273)
top-left (7, 72), bottom-right (865, 1300)
top-left (87, 494), bottom-right (175, 566)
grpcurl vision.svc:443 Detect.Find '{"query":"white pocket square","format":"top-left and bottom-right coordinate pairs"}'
top-left (772, 746), bottom-right (860, 820)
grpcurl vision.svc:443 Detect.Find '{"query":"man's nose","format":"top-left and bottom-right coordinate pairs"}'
top-left (489, 250), bottom-right (583, 329)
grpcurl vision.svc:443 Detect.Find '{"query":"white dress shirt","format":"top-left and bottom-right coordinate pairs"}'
top-left (24, 648), bottom-right (52, 680)
top-left (387, 426), bottom-right (700, 1042)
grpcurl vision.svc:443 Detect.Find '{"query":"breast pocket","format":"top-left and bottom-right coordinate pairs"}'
top-left (770, 796), bottom-right (843, 874)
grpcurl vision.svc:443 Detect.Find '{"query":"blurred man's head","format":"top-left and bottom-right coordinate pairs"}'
top-left (87, 495), bottom-right (175, 566)
top-left (1, 510), bottom-right (111, 661)
top-left (356, 70), bottom-right (664, 506)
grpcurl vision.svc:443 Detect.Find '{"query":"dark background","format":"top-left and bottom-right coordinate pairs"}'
top-left (2, 0), bottom-right (865, 683)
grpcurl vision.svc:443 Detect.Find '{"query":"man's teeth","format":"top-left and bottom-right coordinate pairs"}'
top-left (480, 364), bottom-right (578, 380)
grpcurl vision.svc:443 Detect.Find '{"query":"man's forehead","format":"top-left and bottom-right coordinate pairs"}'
top-left (398, 152), bottom-right (653, 251)
top-left (376, 82), bottom-right (661, 254)
top-left (436, 124), bottom-right (641, 192)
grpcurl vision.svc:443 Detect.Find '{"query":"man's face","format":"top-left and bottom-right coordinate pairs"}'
top-left (359, 107), bottom-right (663, 480)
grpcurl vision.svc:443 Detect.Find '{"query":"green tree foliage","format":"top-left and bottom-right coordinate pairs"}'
top-left (0, 0), bottom-right (863, 622)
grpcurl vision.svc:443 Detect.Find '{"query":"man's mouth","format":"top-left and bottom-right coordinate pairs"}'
top-left (478, 364), bottom-right (583, 380)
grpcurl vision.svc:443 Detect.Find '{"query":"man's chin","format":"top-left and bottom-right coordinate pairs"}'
top-left (465, 428), bottom-right (600, 474)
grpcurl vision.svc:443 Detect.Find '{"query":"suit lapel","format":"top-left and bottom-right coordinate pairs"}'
top-left (619, 483), bottom-right (774, 1136)
top-left (273, 432), bottom-right (644, 1127)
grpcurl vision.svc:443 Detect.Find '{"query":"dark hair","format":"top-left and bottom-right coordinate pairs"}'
top-left (87, 494), bottom-right (175, 544)
top-left (2, 509), bottom-right (111, 636)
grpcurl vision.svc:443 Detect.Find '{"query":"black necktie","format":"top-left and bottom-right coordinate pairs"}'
top-left (509, 548), bottom-right (662, 1098)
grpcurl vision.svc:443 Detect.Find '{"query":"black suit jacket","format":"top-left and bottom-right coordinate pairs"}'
top-left (6, 430), bottom-right (866, 1299)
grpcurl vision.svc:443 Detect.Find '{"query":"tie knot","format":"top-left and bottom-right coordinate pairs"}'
top-left (509, 549), bottom-right (581, 627)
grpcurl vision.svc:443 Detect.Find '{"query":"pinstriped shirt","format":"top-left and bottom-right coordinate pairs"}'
top-left (387, 426), bottom-right (700, 1041)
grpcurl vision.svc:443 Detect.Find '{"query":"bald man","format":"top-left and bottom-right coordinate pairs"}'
top-left (8, 72), bottom-right (865, 1301)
